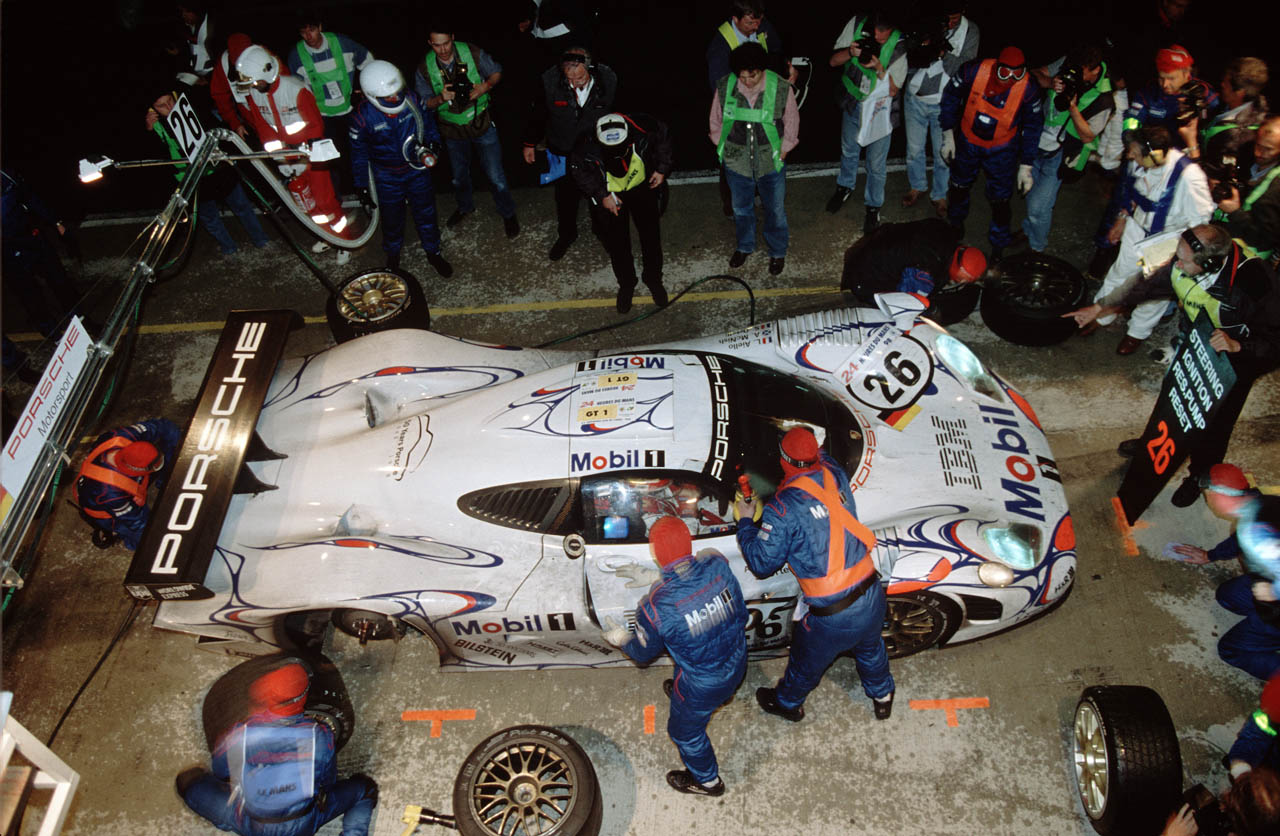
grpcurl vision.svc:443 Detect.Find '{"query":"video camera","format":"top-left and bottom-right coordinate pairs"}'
top-left (448, 65), bottom-right (474, 114)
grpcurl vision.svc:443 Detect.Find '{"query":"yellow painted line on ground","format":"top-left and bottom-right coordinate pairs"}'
top-left (6, 286), bottom-right (839, 342)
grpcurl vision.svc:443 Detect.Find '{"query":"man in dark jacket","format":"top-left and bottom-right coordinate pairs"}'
top-left (571, 113), bottom-right (673, 313)
top-left (523, 46), bottom-right (617, 261)
top-left (840, 217), bottom-right (986, 307)
top-left (603, 516), bottom-right (747, 797)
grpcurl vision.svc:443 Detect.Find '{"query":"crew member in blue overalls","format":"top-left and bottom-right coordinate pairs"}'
top-left (940, 46), bottom-right (1044, 263)
top-left (349, 60), bottom-right (452, 277)
top-left (1227, 672), bottom-right (1280, 779)
top-left (734, 427), bottom-right (895, 721)
top-left (178, 663), bottom-right (378, 835)
top-left (603, 516), bottom-right (747, 796)
top-left (75, 418), bottom-right (181, 550)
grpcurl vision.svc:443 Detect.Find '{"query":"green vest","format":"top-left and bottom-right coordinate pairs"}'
top-left (296, 33), bottom-right (353, 117)
top-left (152, 120), bottom-right (212, 182)
top-left (426, 42), bottom-right (490, 125)
top-left (841, 19), bottom-right (900, 102)
top-left (1213, 163), bottom-right (1280, 259)
top-left (717, 71), bottom-right (785, 174)
top-left (1171, 265), bottom-right (1226, 328)
top-left (1044, 64), bottom-right (1112, 171)
top-left (605, 147), bottom-right (646, 193)
top-left (717, 21), bottom-right (767, 54)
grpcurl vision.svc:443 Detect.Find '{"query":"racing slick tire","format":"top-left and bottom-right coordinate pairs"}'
top-left (925, 282), bottom-right (982, 326)
top-left (980, 251), bottom-right (1088, 346)
top-left (327, 268), bottom-right (430, 343)
top-left (1073, 685), bottom-right (1183, 836)
top-left (880, 590), bottom-right (963, 659)
top-left (453, 725), bottom-right (601, 836)
top-left (200, 651), bottom-right (354, 753)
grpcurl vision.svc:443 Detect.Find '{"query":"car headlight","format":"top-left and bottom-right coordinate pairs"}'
top-left (981, 522), bottom-right (1043, 570)
top-left (934, 334), bottom-right (1004, 401)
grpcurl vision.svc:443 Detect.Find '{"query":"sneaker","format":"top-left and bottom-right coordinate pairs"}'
top-left (863, 206), bottom-right (880, 234)
top-left (901, 189), bottom-right (923, 208)
top-left (1171, 475), bottom-right (1202, 508)
top-left (311, 241), bottom-right (331, 254)
top-left (873, 691), bottom-right (894, 720)
top-left (1116, 438), bottom-right (1141, 457)
top-left (503, 215), bottom-right (520, 239)
top-left (768, 257), bottom-right (785, 276)
top-left (446, 209), bottom-right (472, 228)
top-left (756, 687), bottom-right (804, 722)
top-left (386, 250), bottom-right (401, 270)
top-left (548, 236), bottom-right (576, 261)
top-left (336, 249), bottom-right (351, 266)
top-left (616, 285), bottom-right (634, 314)
top-left (728, 250), bottom-right (749, 268)
top-left (825, 185), bottom-right (853, 214)
top-left (425, 250), bottom-right (453, 278)
top-left (666, 770), bottom-right (725, 797)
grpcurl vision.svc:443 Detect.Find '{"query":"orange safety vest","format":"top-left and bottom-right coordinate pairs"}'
top-left (960, 59), bottom-right (1028, 150)
top-left (77, 437), bottom-right (149, 519)
top-left (786, 469), bottom-right (877, 599)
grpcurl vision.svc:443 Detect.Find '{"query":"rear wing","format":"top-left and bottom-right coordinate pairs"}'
top-left (124, 310), bottom-right (301, 601)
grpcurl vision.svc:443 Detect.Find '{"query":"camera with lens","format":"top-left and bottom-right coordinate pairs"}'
top-left (448, 64), bottom-right (474, 113)
top-left (854, 30), bottom-right (880, 66)
top-left (1209, 153), bottom-right (1246, 202)
top-left (1181, 784), bottom-right (1232, 836)
top-left (1055, 65), bottom-right (1083, 112)
top-left (1176, 80), bottom-right (1208, 126)
top-left (902, 14), bottom-right (950, 70)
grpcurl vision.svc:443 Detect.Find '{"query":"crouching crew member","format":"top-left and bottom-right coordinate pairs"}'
top-left (840, 217), bottom-right (986, 314)
top-left (75, 418), bottom-right (181, 550)
top-left (603, 516), bottom-right (747, 796)
top-left (735, 427), bottom-right (895, 721)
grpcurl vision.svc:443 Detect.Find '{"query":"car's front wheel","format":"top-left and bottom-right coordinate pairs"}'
top-left (881, 590), bottom-right (962, 658)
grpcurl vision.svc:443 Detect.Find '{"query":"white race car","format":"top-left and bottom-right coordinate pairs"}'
top-left (126, 293), bottom-right (1075, 669)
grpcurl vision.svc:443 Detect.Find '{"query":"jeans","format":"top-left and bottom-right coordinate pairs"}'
top-left (724, 165), bottom-right (788, 258)
top-left (904, 94), bottom-right (948, 201)
top-left (667, 663), bottom-right (745, 784)
top-left (1022, 149), bottom-right (1065, 252)
top-left (182, 771), bottom-right (377, 836)
top-left (776, 581), bottom-right (894, 709)
top-left (199, 183), bottom-right (270, 254)
top-left (838, 104), bottom-right (892, 208)
top-left (1216, 574), bottom-right (1280, 681)
top-left (445, 124), bottom-right (517, 219)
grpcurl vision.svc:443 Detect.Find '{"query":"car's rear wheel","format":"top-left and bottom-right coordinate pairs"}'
top-left (1073, 685), bottom-right (1183, 835)
top-left (331, 609), bottom-right (403, 644)
top-left (326, 268), bottom-right (430, 343)
top-left (881, 590), bottom-right (962, 658)
top-left (980, 252), bottom-right (1087, 346)
top-left (453, 725), bottom-right (601, 836)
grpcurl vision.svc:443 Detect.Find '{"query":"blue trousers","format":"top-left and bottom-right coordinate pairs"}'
top-left (667, 662), bottom-right (745, 784)
top-left (947, 138), bottom-right (1018, 248)
top-left (776, 581), bottom-right (894, 709)
top-left (838, 105), bottom-right (892, 208)
top-left (1021, 149), bottom-right (1065, 252)
top-left (198, 183), bottom-right (269, 254)
top-left (445, 124), bottom-right (517, 219)
top-left (182, 771), bottom-right (377, 836)
top-left (904, 95), bottom-right (948, 202)
top-left (724, 165), bottom-right (788, 258)
top-left (373, 167), bottom-right (440, 257)
top-left (1216, 574), bottom-right (1280, 681)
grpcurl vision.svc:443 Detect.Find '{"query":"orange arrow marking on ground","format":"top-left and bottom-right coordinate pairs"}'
top-left (644, 704), bottom-right (656, 735)
top-left (402, 709), bottom-right (477, 737)
top-left (1111, 495), bottom-right (1150, 556)
top-left (909, 697), bottom-right (990, 726)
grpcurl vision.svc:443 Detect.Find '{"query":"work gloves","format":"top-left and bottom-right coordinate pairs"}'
top-left (356, 189), bottom-right (377, 214)
top-left (940, 130), bottom-right (956, 165)
top-left (601, 616), bottom-right (633, 648)
top-left (614, 563), bottom-right (660, 589)
top-left (1017, 164), bottom-right (1034, 196)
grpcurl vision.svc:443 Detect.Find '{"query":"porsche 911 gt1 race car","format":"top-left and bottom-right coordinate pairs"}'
top-left (125, 293), bottom-right (1075, 670)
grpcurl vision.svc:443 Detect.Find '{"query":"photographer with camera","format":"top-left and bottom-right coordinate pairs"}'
top-left (826, 10), bottom-right (908, 233)
top-left (901, 2), bottom-right (979, 216)
top-left (1122, 45), bottom-right (1219, 158)
top-left (1161, 768), bottom-right (1280, 836)
top-left (1208, 116), bottom-right (1280, 261)
top-left (1017, 45), bottom-right (1114, 253)
top-left (414, 29), bottom-right (519, 239)
top-left (1202, 58), bottom-right (1269, 145)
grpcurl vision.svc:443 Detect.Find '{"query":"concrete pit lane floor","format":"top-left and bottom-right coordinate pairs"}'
top-left (3, 166), bottom-right (1278, 835)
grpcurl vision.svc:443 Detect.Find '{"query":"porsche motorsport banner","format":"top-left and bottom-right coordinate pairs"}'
top-left (1117, 313), bottom-right (1236, 524)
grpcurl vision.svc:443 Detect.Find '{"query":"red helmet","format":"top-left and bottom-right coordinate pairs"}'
top-left (1262, 672), bottom-right (1280, 724)
top-left (949, 245), bottom-right (988, 283)
top-left (1204, 463), bottom-right (1250, 496)
top-left (117, 441), bottom-right (163, 475)
top-left (649, 515), bottom-right (692, 567)
top-left (249, 663), bottom-right (310, 716)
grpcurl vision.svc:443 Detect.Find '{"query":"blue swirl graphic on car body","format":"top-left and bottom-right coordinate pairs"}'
top-left (504, 374), bottom-right (675, 437)
top-left (258, 537), bottom-right (504, 568)
top-left (270, 365), bottom-right (526, 410)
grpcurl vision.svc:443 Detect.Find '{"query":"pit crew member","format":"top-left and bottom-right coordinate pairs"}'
top-left (840, 217), bottom-right (986, 306)
top-left (75, 418), bottom-right (181, 550)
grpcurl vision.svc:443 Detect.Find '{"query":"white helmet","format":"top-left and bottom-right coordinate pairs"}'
top-left (235, 44), bottom-right (279, 86)
top-left (361, 60), bottom-right (406, 115)
top-left (596, 113), bottom-right (630, 147)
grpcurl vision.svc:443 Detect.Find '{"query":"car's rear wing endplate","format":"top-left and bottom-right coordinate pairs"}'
top-left (124, 310), bottom-right (301, 601)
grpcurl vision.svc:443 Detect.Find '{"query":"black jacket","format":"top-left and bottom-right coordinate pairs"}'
top-left (569, 113), bottom-right (672, 205)
top-left (841, 218), bottom-right (961, 302)
top-left (523, 62), bottom-right (618, 156)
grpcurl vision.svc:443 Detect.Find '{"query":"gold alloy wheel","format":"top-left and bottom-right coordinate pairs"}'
top-left (1074, 700), bottom-right (1109, 819)
top-left (336, 271), bottom-right (411, 323)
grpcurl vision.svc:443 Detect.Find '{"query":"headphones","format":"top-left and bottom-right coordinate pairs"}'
top-left (1181, 228), bottom-right (1226, 273)
top-left (1128, 128), bottom-right (1168, 167)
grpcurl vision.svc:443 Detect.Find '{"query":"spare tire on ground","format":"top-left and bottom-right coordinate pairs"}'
top-left (980, 251), bottom-right (1088, 346)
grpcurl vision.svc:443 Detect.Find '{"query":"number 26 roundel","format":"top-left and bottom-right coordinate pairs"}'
top-left (844, 334), bottom-right (934, 412)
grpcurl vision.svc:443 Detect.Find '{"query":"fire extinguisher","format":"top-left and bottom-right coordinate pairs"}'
top-left (281, 163), bottom-right (317, 214)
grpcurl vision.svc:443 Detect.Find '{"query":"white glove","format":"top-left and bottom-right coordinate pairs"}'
top-left (940, 130), bottom-right (956, 165)
top-left (614, 562), bottom-right (660, 589)
top-left (1017, 164), bottom-right (1034, 195)
top-left (601, 616), bottom-right (631, 648)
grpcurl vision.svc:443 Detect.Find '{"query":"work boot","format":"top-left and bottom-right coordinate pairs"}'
top-left (503, 215), bottom-right (521, 239)
top-left (446, 209), bottom-right (472, 228)
top-left (756, 687), bottom-right (804, 721)
top-left (666, 770), bottom-right (725, 797)
top-left (616, 284), bottom-right (635, 314)
top-left (768, 257), bottom-right (785, 276)
top-left (1171, 476), bottom-right (1202, 508)
top-left (729, 250), bottom-right (749, 268)
top-left (548, 235), bottom-right (576, 261)
top-left (645, 280), bottom-right (669, 308)
top-left (863, 206), bottom-right (880, 234)
top-left (873, 691), bottom-right (895, 720)
top-left (425, 250), bottom-right (453, 278)
top-left (826, 185), bottom-right (853, 213)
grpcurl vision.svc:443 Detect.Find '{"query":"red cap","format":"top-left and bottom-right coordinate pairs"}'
top-left (249, 663), bottom-right (309, 716)
top-left (949, 246), bottom-right (987, 283)
top-left (780, 427), bottom-right (819, 468)
top-left (649, 516), bottom-right (692, 567)
top-left (997, 46), bottom-right (1026, 69)
top-left (1156, 45), bottom-right (1193, 73)
top-left (1262, 672), bottom-right (1280, 723)
top-left (1206, 463), bottom-right (1250, 496)
top-left (117, 441), bottom-right (162, 475)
